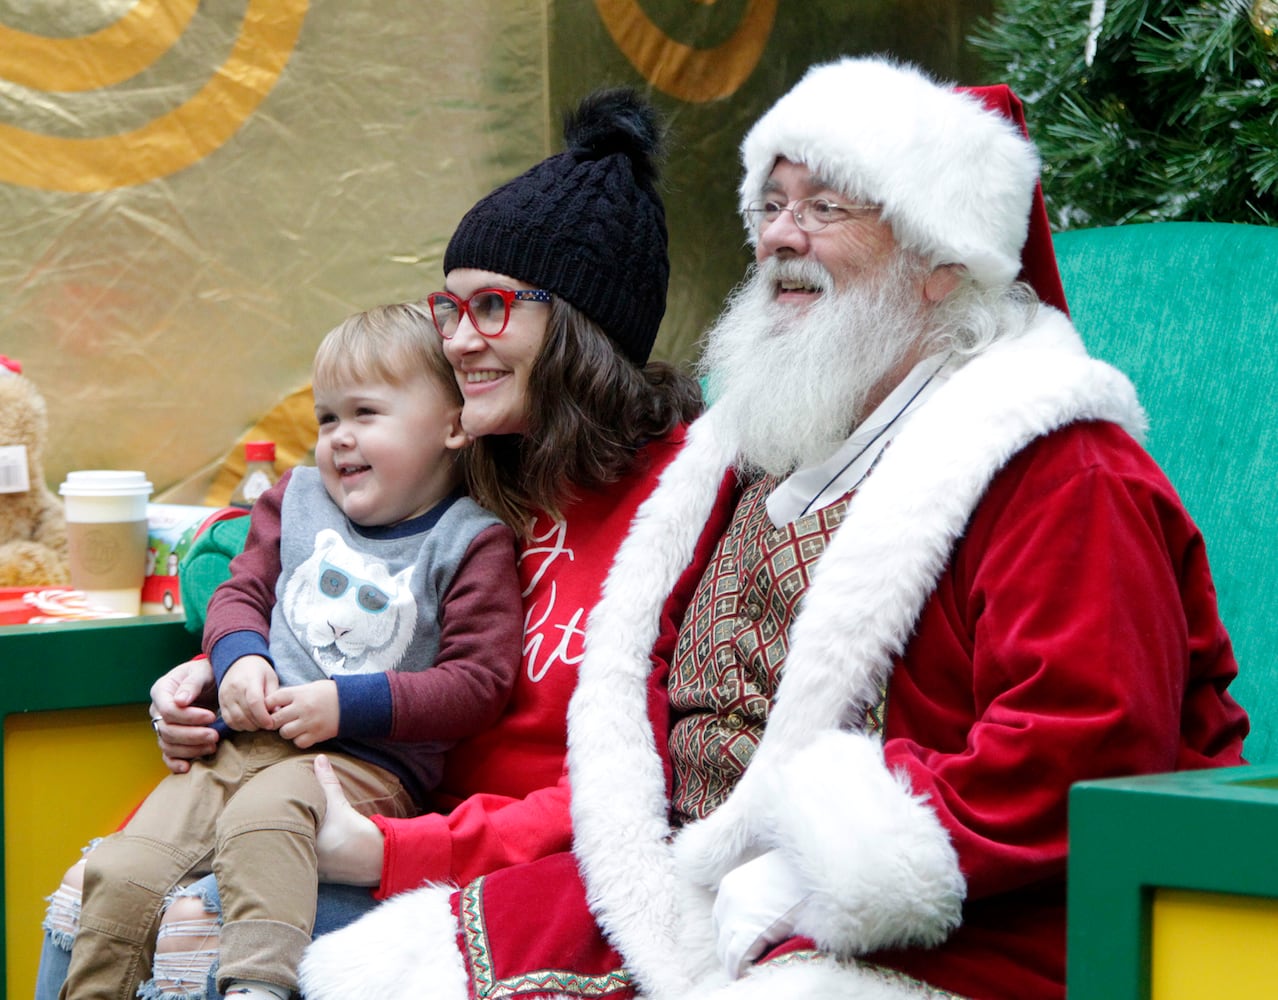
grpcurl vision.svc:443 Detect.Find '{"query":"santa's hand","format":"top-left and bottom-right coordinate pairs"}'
top-left (314, 754), bottom-right (385, 887)
top-left (713, 849), bottom-right (812, 979)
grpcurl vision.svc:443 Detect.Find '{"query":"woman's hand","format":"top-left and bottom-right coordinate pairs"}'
top-left (150, 657), bottom-right (221, 774)
top-left (314, 754), bottom-right (386, 887)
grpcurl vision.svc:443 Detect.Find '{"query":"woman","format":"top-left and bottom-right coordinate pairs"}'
top-left (36, 87), bottom-right (714, 1000)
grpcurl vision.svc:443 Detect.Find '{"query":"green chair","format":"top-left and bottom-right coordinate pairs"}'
top-left (1056, 221), bottom-right (1278, 998)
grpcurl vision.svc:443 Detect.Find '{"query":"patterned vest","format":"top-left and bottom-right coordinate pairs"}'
top-left (668, 473), bottom-right (886, 826)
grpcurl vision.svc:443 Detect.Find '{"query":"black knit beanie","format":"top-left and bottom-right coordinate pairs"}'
top-left (443, 88), bottom-right (669, 365)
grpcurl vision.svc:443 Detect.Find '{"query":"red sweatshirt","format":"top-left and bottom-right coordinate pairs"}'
top-left (373, 427), bottom-right (692, 895)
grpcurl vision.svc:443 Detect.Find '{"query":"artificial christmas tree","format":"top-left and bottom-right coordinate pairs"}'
top-left (971, 0), bottom-right (1278, 229)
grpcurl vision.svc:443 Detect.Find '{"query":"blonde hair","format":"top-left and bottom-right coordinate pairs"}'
top-left (312, 302), bottom-right (459, 404)
top-left (311, 302), bottom-right (470, 498)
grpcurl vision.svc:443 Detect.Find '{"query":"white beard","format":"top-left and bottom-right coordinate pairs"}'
top-left (700, 255), bottom-right (930, 478)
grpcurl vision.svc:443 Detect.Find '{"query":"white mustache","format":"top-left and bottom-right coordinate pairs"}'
top-left (758, 255), bottom-right (833, 293)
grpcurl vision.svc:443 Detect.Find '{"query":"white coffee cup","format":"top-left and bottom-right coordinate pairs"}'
top-left (59, 470), bottom-right (154, 615)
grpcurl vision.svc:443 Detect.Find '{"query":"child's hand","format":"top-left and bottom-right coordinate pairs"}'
top-left (268, 680), bottom-right (339, 749)
top-left (218, 656), bottom-right (279, 732)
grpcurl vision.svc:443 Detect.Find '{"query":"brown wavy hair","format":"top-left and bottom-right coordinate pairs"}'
top-left (466, 297), bottom-right (701, 535)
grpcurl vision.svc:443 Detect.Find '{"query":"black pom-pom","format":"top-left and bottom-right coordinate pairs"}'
top-left (563, 87), bottom-right (664, 183)
top-left (447, 85), bottom-right (670, 364)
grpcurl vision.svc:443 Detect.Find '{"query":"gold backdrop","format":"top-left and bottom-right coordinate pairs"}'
top-left (1, 0), bottom-right (992, 502)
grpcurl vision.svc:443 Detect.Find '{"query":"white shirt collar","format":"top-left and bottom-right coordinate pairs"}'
top-left (766, 352), bottom-right (956, 527)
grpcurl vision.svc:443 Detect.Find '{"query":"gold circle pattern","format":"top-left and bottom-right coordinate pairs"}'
top-left (0, 0), bottom-right (200, 92)
top-left (594, 0), bottom-right (777, 103)
top-left (0, 0), bottom-right (308, 192)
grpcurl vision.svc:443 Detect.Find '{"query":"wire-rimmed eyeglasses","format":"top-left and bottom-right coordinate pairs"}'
top-left (744, 196), bottom-right (877, 234)
top-left (425, 287), bottom-right (554, 339)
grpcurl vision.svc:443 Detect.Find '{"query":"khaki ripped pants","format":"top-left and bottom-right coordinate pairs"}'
top-left (61, 730), bottom-right (414, 1000)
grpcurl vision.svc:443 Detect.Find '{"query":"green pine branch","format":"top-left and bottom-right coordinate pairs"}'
top-left (970, 0), bottom-right (1278, 228)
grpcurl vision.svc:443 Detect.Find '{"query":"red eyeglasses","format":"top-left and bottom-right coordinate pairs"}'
top-left (425, 287), bottom-right (553, 339)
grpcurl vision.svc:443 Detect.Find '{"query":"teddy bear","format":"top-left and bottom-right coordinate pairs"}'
top-left (0, 356), bottom-right (70, 587)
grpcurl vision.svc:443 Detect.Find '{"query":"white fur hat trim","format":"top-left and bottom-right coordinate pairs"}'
top-left (739, 55), bottom-right (1040, 288)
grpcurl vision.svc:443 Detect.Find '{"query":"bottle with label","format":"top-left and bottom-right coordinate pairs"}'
top-left (229, 440), bottom-right (279, 509)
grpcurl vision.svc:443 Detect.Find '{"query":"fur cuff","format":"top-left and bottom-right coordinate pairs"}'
top-left (298, 884), bottom-right (465, 1000)
top-left (759, 731), bottom-right (963, 954)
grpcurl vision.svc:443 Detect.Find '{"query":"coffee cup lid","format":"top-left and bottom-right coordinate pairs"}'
top-left (59, 470), bottom-right (154, 497)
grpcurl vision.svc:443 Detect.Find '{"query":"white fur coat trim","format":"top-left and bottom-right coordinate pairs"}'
top-left (298, 884), bottom-right (467, 1000)
top-left (569, 308), bottom-right (1145, 998)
